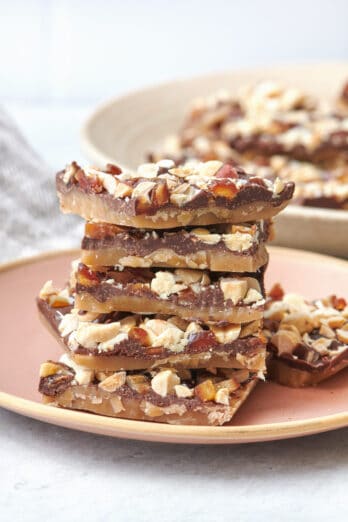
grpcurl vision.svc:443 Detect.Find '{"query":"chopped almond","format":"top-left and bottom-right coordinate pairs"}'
top-left (194, 379), bottom-right (216, 402)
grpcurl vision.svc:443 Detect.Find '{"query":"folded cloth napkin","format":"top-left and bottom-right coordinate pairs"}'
top-left (0, 108), bottom-right (82, 262)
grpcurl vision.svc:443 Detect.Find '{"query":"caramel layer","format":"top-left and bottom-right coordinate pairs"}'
top-left (76, 292), bottom-right (263, 323)
top-left (81, 245), bottom-right (269, 272)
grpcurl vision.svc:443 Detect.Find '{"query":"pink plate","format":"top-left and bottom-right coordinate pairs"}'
top-left (1, 247), bottom-right (348, 444)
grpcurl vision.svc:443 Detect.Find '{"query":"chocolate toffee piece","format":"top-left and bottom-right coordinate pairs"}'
top-left (152, 82), bottom-right (348, 165)
top-left (56, 160), bottom-right (294, 229)
top-left (264, 284), bottom-right (348, 387)
top-left (74, 263), bottom-right (266, 323)
top-left (245, 156), bottom-right (348, 210)
top-left (153, 109), bottom-right (348, 167)
top-left (149, 82), bottom-right (317, 163)
top-left (81, 221), bottom-right (270, 272)
top-left (220, 113), bottom-right (348, 165)
top-left (37, 287), bottom-right (266, 372)
top-left (39, 356), bottom-right (259, 426)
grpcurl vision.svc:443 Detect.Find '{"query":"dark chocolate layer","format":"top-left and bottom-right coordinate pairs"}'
top-left (82, 221), bottom-right (269, 258)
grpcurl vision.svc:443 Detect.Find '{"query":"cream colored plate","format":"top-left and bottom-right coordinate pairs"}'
top-left (1, 247), bottom-right (348, 444)
top-left (81, 62), bottom-right (348, 258)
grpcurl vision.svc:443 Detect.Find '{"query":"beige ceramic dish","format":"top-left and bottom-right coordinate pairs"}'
top-left (81, 62), bottom-right (348, 258)
top-left (1, 247), bottom-right (348, 444)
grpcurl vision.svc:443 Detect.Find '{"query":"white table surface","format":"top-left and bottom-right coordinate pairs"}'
top-left (2, 102), bottom-right (348, 522)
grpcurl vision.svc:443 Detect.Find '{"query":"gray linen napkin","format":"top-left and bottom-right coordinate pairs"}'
top-left (0, 108), bottom-right (82, 262)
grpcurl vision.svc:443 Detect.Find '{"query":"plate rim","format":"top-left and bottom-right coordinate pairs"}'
top-left (1, 247), bottom-right (348, 444)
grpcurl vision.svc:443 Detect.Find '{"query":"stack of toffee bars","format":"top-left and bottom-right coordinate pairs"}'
top-left (38, 159), bottom-right (295, 426)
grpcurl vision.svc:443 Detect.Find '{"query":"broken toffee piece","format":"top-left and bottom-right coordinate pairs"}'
top-left (151, 82), bottom-right (348, 166)
top-left (39, 356), bottom-right (258, 426)
top-left (264, 284), bottom-right (348, 387)
top-left (244, 156), bottom-right (348, 210)
top-left (81, 221), bottom-right (270, 272)
top-left (56, 160), bottom-right (294, 229)
top-left (37, 288), bottom-right (266, 372)
top-left (220, 113), bottom-right (348, 165)
top-left (149, 82), bottom-right (317, 164)
top-left (75, 263), bottom-right (266, 323)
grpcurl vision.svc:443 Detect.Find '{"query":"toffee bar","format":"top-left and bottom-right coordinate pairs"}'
top-left (244, 156), bottom-right (348, 210)
top-left (39, 356), bottom-right (258, 426)
top-left (56, 160), bottom-right (294, 229)
top-left (81, 221), bottom-right (270, 272)
top-left (75, 263), bottom-right (266, 323)
top-left (264, 284), bottom-right (348, 387)
top-left (151, 82), bottom-right (348, 166)
top-left (37, 287), bottom-right (266, 372)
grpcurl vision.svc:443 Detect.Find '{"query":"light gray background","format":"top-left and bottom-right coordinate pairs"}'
top-left (1, 1), bottom-right (348, 520)
top-left (2, 0), bottom-right (348, 167)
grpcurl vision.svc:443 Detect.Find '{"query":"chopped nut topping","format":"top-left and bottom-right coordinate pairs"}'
top-left (273, 177), bottom-right (285, 195)
top-left (215, 388), bottom-right (230, 405)
top-left (151, 370), bottom-right (180, 397)
top-left (280, 311), bottom-right (315, 334)
top-left (244, 288), bottom-right (263, 305)
top-left (265, 286), bottom-right (348, 362)
top-left (216, 378), bottom-right (240, 393)
top-left (198, 160), bottom-right (223, 177)
top-left (58, 313), bottom-right (79, 337)
top-left (39, 361), bottom-right (62, 378)
top-left (319, 324), bottom-right (335, 339)
top-left (223, 231), bottom-right (253, 252)
top-left (132, 181), bottom-right (156, 199)
top-left (98, 371), bottom-right (126, 392)
top-left (63, 162), bottom-right (79, 184)
top-left (327, 315), bottom-right (346, 329)
top-left (59, 354), bottom-right (94, 385)
top-left (174, 384), bottom-right (194, 398)
top-left (220, 278), bottom-right (248, 304)
top-left (137, 163), bottom-right (159, 178)
top-left (150, 271), bottom-right (187, 298)
top-left (126, 375), bottom-right (150, 394)
top-left (337, 328), bottom-right (348, 344)
top-left (39, 280), bottom-right (59, 300)
top-left (174, 268), bottom-right (207, 285)
top-left (271, 325), bottom-right (302, 355)
top-left (113, 181), bottom-right (132, 198)
top-left (194, 379), bottom-right (216, 402)
top-left (75, 322), bottom-right (122, 349)
top-left (210, 324), bottom-right (241, 343)
top-left (143, 319), bottom-right (186, 351)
